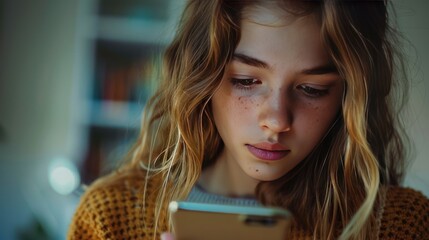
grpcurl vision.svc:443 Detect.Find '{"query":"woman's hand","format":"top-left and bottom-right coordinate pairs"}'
top-left (161, 232), bottom-right (175, 240)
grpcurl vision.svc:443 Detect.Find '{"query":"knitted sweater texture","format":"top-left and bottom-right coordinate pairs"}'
top-left (67, 173), bottom-right (429, 239)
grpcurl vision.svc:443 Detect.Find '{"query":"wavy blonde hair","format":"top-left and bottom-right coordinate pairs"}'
top-left (100, 0), bottom-right (409, 239)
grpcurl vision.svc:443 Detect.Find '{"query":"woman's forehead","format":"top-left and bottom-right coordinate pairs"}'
top-left (241, 3), bottom-right (317, 27)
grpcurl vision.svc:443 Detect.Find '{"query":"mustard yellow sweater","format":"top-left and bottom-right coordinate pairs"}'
top-left (68, 173), bottom-right (429, 239)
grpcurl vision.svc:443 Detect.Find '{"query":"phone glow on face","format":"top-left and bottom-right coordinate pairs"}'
top-left (210, 6), bottom-right (343, 189)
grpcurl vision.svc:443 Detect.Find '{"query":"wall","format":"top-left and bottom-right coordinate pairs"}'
top-left (398, 0), bottom-right (429, 196)
top-left (0, 0), bottom-right (87, 239)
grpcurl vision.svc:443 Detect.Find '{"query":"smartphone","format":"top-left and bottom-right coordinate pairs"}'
top-left (169, 201), bottom-right (293, 240)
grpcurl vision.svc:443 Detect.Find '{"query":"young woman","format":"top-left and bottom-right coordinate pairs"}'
top-left (68, 0), bottom-right (429, 239)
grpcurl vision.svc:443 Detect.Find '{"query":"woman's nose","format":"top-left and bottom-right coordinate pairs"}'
top-left (259, 89), bottom-right (292, 133)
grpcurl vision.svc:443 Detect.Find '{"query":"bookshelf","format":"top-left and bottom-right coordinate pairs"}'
top-left (80, 0), bottom-right (182, 184)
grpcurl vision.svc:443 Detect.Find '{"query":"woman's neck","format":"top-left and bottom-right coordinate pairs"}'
top-left (198, 151), bottom-right (259, 198)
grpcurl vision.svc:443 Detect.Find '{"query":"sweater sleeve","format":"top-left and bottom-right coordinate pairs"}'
top-left (67, 185), bottom-right (113, 240)
top-left (379, 187), bottom-right (429, 239)
top-left (67, 173), bottom-right (169, 240)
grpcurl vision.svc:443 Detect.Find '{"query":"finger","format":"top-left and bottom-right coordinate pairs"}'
top-left (161, 232), bottom-right (175, 240)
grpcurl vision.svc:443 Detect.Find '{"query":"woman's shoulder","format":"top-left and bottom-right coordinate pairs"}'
top-left (384, 186), bottom-right (429, 213)
top-left (379, 186), bottom-right (429, 239)
top-left (77, 170), bottom-right (164, 210)
top-left (84, 169), bottom-right (163, 195)
top-left (67, 170), bottom-right (166, 239)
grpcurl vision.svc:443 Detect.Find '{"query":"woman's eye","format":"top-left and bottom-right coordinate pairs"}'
top-left (297, 85), bottom-right (329, 97)
top-left (231, 78), bottom-right (261, 89)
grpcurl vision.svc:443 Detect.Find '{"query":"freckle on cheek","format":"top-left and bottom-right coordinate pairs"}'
top-left (237, 96), bottom-right (253, 107)
top-left (255, 169), bottom-right (259, 172)
top-left (238, 97), bottom-right (245, 105)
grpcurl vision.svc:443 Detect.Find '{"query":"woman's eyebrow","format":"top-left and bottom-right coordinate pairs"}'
top-left (233, 53), bottom-right (270, 69)
top-left (301, 64), bottom-right (338, 75)
top-left (233, 52), bottom-right (338, 75)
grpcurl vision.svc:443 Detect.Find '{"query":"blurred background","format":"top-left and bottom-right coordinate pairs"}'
top-left (0, 0), bottom-right (427, 239)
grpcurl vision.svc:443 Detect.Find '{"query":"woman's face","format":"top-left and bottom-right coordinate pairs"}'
top-left (211, 6), bottom-right (344, 183)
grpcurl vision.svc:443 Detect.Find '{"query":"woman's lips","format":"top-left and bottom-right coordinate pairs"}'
top-left (246, 144), bottom-right (290, 161)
